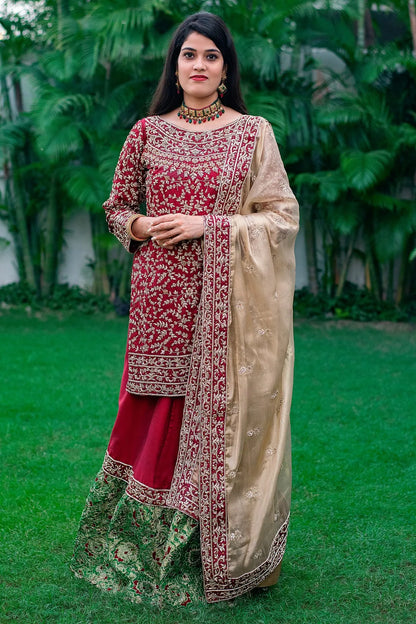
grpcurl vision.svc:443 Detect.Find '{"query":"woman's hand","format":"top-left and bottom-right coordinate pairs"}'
top-left (148, 214), bottom-right (204, 250)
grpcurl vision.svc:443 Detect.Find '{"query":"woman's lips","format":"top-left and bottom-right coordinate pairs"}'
top-left (190, 76), bottom-right (208, 81)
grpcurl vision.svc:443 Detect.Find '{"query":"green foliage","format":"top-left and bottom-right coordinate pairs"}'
top-left (1, 0), bottom-right (416, 309)
top-left (294, 283), bottom-right (416, 322)
top-left (292, 11), bottom-right (416, 303)
top-left (0, 282), bottom-right (116, 314)
top-left (340, 149), bottom-right (393, 191)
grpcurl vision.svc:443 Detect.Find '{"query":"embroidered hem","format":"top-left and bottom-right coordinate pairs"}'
top-left (102, 452), bottom-right (200, 520)
top-left (126, 353), bottom-right (190, 396)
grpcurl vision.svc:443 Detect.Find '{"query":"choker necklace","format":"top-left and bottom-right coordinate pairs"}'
top-left (177, 98), bottom-right (225, 124)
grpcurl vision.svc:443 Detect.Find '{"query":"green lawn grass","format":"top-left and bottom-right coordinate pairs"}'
top-left (1, 311), bottom-right (415, 624)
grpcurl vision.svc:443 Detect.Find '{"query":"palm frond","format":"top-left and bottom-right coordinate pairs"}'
top-left (35, 117), bottom-right (84, 161)
top-left (94, 81), bottom-right (139, 134)
top-left (361, 90), bottom-right (393, 130)
top-left (316, 94), bottom-right (365, 126)
top-left (373, 210), bottom-right (416, 261)
top-left (39, 49), bottom-right (83, 83)
top-left (357, 45), bottom-right (407, 85)
top-left (144, 27), bottom-right (176, 62)
top-left (235, 33), bottom-right (280, 82)
top-left (397, 123), bottom-right (416, 148)
top-left (101, 29), bottom-right (146, 63)
top-left (44, 15), bottom-right (83, 54)
top-left (365, 192), bottom-right (415, 212)
top-left (318, 169), bottom-right (348, 203)
top-left (332, 207), bottom-right (362, 236)
top-left (245, 92), bottom-right (287, 142)
top-left (295, 169), bottom-right (347, 203)
top-left (0, 118), bottom-right (30, 155)
top-left (340, 149), bottom-right (392, 191)
top-left (96, 3), bottom-right (161, 36)
top-left (295, 7), bottom-right (357, 63)
top-left (61, 164), bottom-right (109, 211)
top-left (98, 144), bottom-right (127, 182)
top-left (32, 84), bottom-right (95, 122)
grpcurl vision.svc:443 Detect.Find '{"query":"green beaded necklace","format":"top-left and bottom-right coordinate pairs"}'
top-left (177, 98), bottom-right (225, 124)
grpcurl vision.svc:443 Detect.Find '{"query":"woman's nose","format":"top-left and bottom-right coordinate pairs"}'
top-left (193, 57), bottom-right (206, 70)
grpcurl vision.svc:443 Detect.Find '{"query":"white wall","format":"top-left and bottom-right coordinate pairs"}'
top-left (58, 211), bottom-right (95, 289)
top-left (0, 211), bottom-right (95, 289)
top-left (294, 228), bottom-right (309, 289)
top-left (0, 220), bottom-right (19, 286)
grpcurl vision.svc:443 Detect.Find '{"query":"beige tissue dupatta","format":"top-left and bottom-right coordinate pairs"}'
top-left (168, 117), bottom-right (299, 603)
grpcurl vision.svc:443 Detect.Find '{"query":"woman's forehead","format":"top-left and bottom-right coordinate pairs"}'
top-left (181, 31), bottom-right (221, 53)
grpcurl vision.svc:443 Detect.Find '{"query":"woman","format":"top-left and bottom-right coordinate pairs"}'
top-left (71, 12), bottom-right (299, 607)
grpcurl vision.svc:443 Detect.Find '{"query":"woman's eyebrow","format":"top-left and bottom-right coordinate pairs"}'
top-left (181, 46), bottom-right (221, 53)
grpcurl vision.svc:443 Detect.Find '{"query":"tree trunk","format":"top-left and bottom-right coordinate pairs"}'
top-left (367, 247), bottom-right (383, 301)
top-left (42, 174), bottom-right (62, 296)
top-left (303, 206), bottom-right (319, 294)
top-left (364, 7), bottom-right (375, 47)
top-left (0, 45), bottom-right (37, 290)
top-left (335, 232), bottom-right (357, 298)
top-left (409, 0), bottom-right (416, 54)
top-left (357, 0), bottom-right (366, 51)
top-left (396, 234), bottom-right (415, 304)
top-left (13, 78), bottom-right (23, 113)
top-left (57, 0), bottom-right (70, 46)
top-left (89, 212), bottom-right (111, 296)
top-left (6, 158), bottom-right (38, 290)
top-left (386, 259), bottom-right (395, 303)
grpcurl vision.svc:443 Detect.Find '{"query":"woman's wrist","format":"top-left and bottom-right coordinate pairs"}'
top-left (127, 215), bottom-right (151, 241)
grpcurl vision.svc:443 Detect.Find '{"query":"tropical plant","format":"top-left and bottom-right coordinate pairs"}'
top-left (1, 0), bottom-right (415, 310)
top-left (293, 2), bottom-right (416, 304)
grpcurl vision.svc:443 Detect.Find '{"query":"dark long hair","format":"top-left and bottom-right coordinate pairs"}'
top-left (148, 12), bottom-right (247, 115)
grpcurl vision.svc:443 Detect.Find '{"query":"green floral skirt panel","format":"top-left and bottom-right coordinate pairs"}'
top-left (70, 470), bottom-right (205, 607)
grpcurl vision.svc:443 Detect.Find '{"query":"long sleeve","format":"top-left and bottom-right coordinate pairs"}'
top-left (103, 119), bottom-right (147, 253)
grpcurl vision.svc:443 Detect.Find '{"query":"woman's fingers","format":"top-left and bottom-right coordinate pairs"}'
top-left (149, 214), bottom-right (204, 245)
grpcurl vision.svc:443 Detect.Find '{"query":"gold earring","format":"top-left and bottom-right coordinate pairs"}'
top-left (175, 71), bottom-right (180, 94)
top-left (218, 75), bottom-right (227, 97)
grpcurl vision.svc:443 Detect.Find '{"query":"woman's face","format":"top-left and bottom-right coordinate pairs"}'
top-left (177, 31), bottom-right (226, 108)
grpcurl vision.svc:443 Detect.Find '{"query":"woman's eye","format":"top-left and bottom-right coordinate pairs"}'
top-left (182, 52), bottom-right (219, 60)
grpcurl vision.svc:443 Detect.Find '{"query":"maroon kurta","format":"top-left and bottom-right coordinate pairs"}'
top-left (104, 116), bottom-right (259, 397)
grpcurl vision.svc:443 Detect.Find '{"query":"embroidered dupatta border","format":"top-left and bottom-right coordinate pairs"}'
top-left (199, 216), bottom-right (290, 603)
top-left (198, 214), bottom-right (231, 592)
top-left (197, 117), bottom-right (296, 602)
